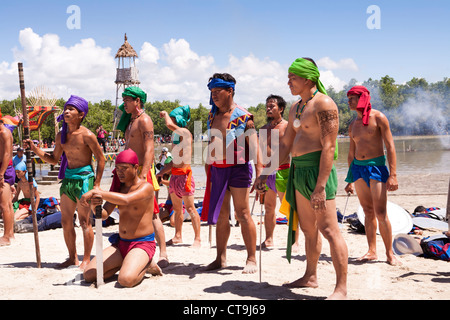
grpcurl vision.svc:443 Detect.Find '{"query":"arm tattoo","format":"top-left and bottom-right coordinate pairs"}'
top-left (143, 131), bottom-right (154, 141)
top-left (318, 110), bottom-right (338, 139)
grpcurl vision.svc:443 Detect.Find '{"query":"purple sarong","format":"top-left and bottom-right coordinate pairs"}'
top-left (3, 163), bottom-right (16, 186)
top-left (266, 173), bottom-right (277, 193)
top-left (205, 162), bottom-right (253, 225)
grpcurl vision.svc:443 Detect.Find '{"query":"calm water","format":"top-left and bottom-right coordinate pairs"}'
top-left (34, 136), bottom-right (450, 183)
top-left (334, 135), bottom-right (450, 175)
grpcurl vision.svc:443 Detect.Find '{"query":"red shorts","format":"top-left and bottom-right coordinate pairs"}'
top-left (115, 238), bottom-right (156, 260)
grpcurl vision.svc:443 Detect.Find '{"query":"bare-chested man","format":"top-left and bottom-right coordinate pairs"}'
top-left (255, 58), bottom-right (348, 299)
top-left (12, 161), bottom-right (40, 221)
top-left (344, 85), bottom-right (400, 266)
top-left (24, 95), bottom-right (105, 269)
top-left (0, 119), bottom-right (16, 246)
top-left (81, 149), bottom-right (162, 287)
top-left (258, 95), bottom-right (289, 248)
top-left (202, 73), bottom-right (262, 274)
top-left (115, 86), bottom-right (168, 267)
top-left (157, 106), bottom-right (201, 248)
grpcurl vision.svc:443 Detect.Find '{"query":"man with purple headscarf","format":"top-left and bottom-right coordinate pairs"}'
top-left (24, 95), bottom-right (105, 270)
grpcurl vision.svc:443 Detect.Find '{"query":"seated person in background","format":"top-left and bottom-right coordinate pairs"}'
top-left (15, 197), bottom-right (64, 233)
top-left (12, 162), bottom-right (39, 221)
top-left (12, 147), bottom-right (26, 168)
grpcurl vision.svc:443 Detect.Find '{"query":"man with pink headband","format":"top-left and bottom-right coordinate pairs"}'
top-left (345, 85), bottom-right (400, 266)
top-left (81, 149), bottom-right (162, 287)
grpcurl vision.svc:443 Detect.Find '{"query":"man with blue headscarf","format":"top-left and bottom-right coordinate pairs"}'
top-left (24, 95), bottom-right (105, 270)
top-left (202, 73), bottom-right (263, 274)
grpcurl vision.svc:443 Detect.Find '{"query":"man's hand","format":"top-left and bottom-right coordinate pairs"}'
top-left (344, 183), bottom-right (354, 195)
top-left (310, 188), bottom-right (326, 211)
top-left (159, 111), bottom-right (168, 118)
top-left (80, 190), bottom-right (103, 208)
top-left (90, 193), bottom-right (103, 212)
top-left (254, 175), bottom-right (268, 194)
top-left (386, 175), bottom-right (398, 192)
top-left (23, 139), bottom-right (36, 151)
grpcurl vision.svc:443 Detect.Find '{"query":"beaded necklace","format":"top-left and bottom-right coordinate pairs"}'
top-left (128, 109), bottom-right (145, 131)
top-left (293, 89), bottom-right (319, 128)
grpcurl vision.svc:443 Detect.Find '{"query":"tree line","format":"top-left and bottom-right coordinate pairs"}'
top-left (1, 75), bottom-right (449, 144)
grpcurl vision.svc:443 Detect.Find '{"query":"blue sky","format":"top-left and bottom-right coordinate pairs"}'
top-left (1, 0), bottom-right (449, 106)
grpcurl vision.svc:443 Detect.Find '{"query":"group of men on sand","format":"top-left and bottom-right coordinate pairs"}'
top-left (1, 56), bottom-right (426, 299)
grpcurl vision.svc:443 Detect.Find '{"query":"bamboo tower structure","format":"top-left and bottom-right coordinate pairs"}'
top-left (113, 34), bottom-right (140, 134)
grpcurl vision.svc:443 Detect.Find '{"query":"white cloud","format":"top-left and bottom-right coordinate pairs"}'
top-left (320, 70), bottom-right (348, 91)
top-left (1, 28), bottom-right (115, 102)
top-left (0, 28), bottom-right (354, 109)
top-left (317, 57), bottom-right (358, 71)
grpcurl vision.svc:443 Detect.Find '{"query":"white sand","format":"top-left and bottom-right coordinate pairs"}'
top-left (1, 172), bottom-right (449, 300)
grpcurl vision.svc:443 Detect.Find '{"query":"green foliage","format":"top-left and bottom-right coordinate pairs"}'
top-left (2, 76), bottom-right (449, 144)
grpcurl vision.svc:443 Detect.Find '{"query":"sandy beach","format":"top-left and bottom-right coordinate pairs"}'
top-left (1, 171), bottom-right (449, 301)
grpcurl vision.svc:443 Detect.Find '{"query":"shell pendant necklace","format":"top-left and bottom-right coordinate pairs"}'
top-left (293, 89), bottom-right (319, 128)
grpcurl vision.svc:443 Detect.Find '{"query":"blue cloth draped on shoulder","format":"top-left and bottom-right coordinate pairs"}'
top-left (207, 78), bottom-right (236, 115)
top-left (56, 95), bottom-right (89, 179)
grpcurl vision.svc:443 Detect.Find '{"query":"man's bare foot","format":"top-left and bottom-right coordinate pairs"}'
top-left (326, 289), bottom-right (347, 300)
top-left (387, 254), bottom-right (402, 266)
top-left (147, 259), bottom-right (163, 276)
top-left (79, 259), bottom-right (90, 271)
top-left (356, 251), bottom-right (377, 262)
top-left (242, 259), bottom-right (257, 274)
top-left (261, 239), bottom-right (274, 249)
top-left (55, 258), bottom-right (79, 269)
top-left (191, 239), bottom-right (201, 249)
top-left (0, 236), bottom-right (12, 247)
top-left (204, 259), bottom-right (226, 271)
top-left (284, 275), bottom-right (318, 288)
top-left (166, 238), bottom-right (182, 246)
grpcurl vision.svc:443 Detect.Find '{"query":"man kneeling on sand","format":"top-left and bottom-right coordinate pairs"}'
top-left (81, 149), bottom-right (162, 288)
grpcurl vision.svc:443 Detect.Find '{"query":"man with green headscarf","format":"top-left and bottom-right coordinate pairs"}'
top-left (115, 86), bottom-right (169, 268)
top-left (255, 57), bottom-right (348, 300)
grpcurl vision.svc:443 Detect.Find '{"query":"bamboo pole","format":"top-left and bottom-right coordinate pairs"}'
top-left (18, 62), bottom-right (41, 268)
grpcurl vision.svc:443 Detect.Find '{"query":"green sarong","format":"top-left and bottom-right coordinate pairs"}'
top-left (284, 151), bottom-right (338, 262)
top-left (60, 165), bottom-right (95, 203)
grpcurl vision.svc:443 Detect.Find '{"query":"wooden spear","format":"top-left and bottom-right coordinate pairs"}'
top-left (18, 62), bottom-right (41, 268)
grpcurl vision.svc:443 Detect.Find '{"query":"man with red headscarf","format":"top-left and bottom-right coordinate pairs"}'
top-left (344, 85), bottom-right (400, 266)
top-left (81, 149), bottom-right (162, 287)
